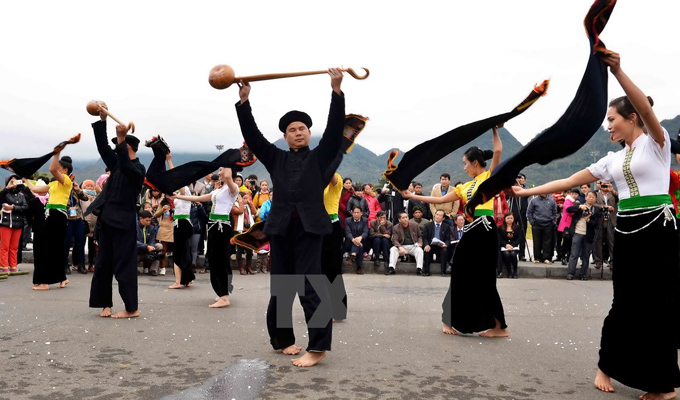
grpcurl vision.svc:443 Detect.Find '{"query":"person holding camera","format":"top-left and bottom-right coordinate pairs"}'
top-left (136, 211), bottom-right (163, 275)
top-left (593, 180), bottom-right (618, 269)
top-left (565, 190), bottom-right (600, 280)
top-left (0, 175), bottom-right (28, 275)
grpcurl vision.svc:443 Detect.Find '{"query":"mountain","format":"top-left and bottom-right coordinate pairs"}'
top-left (4, 116), bottom-right (680, 189)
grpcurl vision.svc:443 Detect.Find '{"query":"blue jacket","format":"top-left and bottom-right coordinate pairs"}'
top-left (136, 220), bottom-right (156, 254)
top-left (259, 199), bottom-right (272, 221)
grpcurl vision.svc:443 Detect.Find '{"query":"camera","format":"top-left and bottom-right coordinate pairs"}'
top-left (582, 208), bottom-right (591, 217)
top-left (145, 249), bottom-right (165, 262)
top-left (600, 184), bottom-right (609, 189)
top-left (14, 180), bottom-right (23, 186)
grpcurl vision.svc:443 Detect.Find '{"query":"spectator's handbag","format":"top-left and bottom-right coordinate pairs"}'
top-left (232, 221), bottom-right (268, 251)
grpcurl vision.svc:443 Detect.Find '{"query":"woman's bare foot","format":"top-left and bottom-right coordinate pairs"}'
top-left (209, 297), bottom-right (230, 308)
top-left (100, 307), bottom-right (112, 317)
top-left (282, 345), bottom-right (302, 355)
top-left (594, 368), bottom-right (615, 393)
top-left (111, 310), bottom-right (140, 319)
top-left (215, 296), bottom-right (220, 302)
top-left (479, 327), bottom-right (509, 338)
top-left (442, 324), bottom-right (458, 335)
top-left (186, 281), bottom-right (194, 287)
top-left (639, 390), bottom-right (676, 400)
top-left (32, 284), bottom-right (49, 291)
top-left (292, 351), bottom-right (327, 367)
top-left (168, 283), bottom-right (182, 289)
top-left (57, 279), bottom-right (69, 288)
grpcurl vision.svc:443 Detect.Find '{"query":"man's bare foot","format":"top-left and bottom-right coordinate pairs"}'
top-left (292, 351), bottom-right (327, 367)
top-left (209, 297), bottom-right (230, 308)
top-left (479, 327), bottom-right (509, 337)
top-left (442, 323), bottom-right (458, 335)
top-left (168, 283), bottom-right (182, 289)
top-left (594, 368), bottom-right (615, 393)
top-left (100, 307), bottom-right (112, 317)
top-left (57, 279), bottom-right (69, 288)
top-left (186, 281), bottom-right (194, 287)
top-left (32, 284), bottom-right (49, 291)
top-left (111, 310), bottom-right (140, 319)
top-left (639, 390), bottom-right (676, 400)
top-left (281, 345), bottom-right (302, 355)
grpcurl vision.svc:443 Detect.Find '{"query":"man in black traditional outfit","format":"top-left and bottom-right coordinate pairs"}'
top-left (86, 106), bottom-right (145, 319)
top-left (235, 68), bottom-right (345, 367)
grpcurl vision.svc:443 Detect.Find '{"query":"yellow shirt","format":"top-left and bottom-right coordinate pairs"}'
top-left (454, 170), bottom-right (494, 212)
top-left (323, 173), bottom-right (343, 215)
top-left (47, 174), bottom-right (73, 206)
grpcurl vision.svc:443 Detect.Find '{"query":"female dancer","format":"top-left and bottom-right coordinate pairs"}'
top-left (168, 186), bottom-right (195, 289)
top-left (403, 126), bottom-right (508, 337)
top-left (513, 52), bottom-right (679, 400)
top-left (24, 153), bottom-right (73, 290)
top-left (171, 168), bottom-right (239, 307)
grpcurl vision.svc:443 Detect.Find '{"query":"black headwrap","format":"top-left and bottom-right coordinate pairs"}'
top-left (279, 111), bottom-right (312, 133)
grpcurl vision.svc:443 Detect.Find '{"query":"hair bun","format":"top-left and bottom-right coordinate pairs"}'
top-left (60, 155), bottom-right (73, 164)
top-left (483, 149), bottom-right (494, 160)
top-left (647, 96), bottom-right (654, 107)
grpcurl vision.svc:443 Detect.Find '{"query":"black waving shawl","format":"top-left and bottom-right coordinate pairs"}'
top-left (0, 134), bottom-right (81, 178)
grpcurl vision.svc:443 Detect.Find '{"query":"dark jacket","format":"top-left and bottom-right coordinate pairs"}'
top-left (391, 221), bottom-right (423, 248)
top-left (235, 91), bottom-right (345, 236)
top-left (369, 219), bottom-right (393, 238)
top-left (508, 191), bottom-right (528, 224)
top-left (498, 225), bottom-right (522, 248)
top-left (527, 195), bottom-right (557, 227)
top-left (344, 216), bottom-right (369, 242)
top-left (422, 220), bottom-right (452, 248)
top-left (136, 221), bottom-right (156, 253)
top-left (595, 191), bottom-right (618, 226)
top-left (566, 201), bottom-right (600, 243)
top-left (347, 193), bottom-right (369, 220)
top-left (21, 186), bottom-right (45, 234)
top-left (190, 203), bottom-right (206, 234)
top-left (450, 225), bottom-right (465, 243)
top-left (408, 198), bottom-right (432, 220)
top-left (85, 120), bottom-right (146, 231)
top-left (0, 187), bottom-right (28, 229)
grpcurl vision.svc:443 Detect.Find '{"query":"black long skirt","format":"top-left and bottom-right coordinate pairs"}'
top-left (33, 209), bottom-right (67, 285)
top-left (442, 215), bottom-right (507, 333)
top-left (207, 222), bottom-right (233, 297)
top-left (173, 219), bottom-right (195, 285)
top-left (598, 208), bottom-right (680, 393)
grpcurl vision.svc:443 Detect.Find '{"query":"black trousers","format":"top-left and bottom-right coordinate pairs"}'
top-left (89, 221), bottom-right (138, 312)
top-left (207, 222), bottom-right (233, 297)
top-left (424, 245), bottom-right (449, 274)
top-left (87, 235), bottom-right (97, 266)
top-left (372, 237), bottom-right (390, 261)
top-left (532, 225), bottom-right (553, 262)
top-left (321, 220), bottom-right (347, 320)
top-left (593, 219), bottom-right (615, 265)
top-left (267, 217), bottom-right (332, 352)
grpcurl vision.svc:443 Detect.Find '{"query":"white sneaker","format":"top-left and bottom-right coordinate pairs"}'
top-left (143, 267), bottom-right (149, 274)
top-left (159, 268), bottom-right (166, 276)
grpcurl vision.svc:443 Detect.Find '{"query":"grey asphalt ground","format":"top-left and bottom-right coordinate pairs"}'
top-left (0, 263), bottom-right (667, 400)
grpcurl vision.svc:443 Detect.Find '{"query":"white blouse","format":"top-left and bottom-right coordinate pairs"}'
top-left (588, 128), bottom-right (670, 200)
top-left (210, 187), bottom-right (238, 216)
top-left (173, 186), bottom-right (192, 215)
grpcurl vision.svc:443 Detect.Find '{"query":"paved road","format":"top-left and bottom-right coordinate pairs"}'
top-left (0, 264), bottom-right (662, 400)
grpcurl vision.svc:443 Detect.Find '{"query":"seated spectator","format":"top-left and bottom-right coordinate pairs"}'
top-left (447, 214), bottom-right (466, 271)
top-left (137, 211), bottom-right (163, 275)
top-left (409, 206), bottom-right (430, 234)
top-left (422, 210), bottom-right (452, 277)
top-left (386, 212), bottom-right (424, 275)
top-left (565, 190), bottom-right (600, 281)
top-left (407, 182), bottom-right (432, 220)
top-left (497, 212), bottom-right (522, 279)
top-left (347, 184), bottom-right (368, 220)
top-left (344, 206), bottom-right (369, 274)
top-left (429, 173), bottom-right (460, 223)
top-left (369, 210), bottom-right (392, 269)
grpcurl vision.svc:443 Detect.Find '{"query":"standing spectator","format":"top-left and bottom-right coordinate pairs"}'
top-left (259, 189), bottom-right (272, 222)
top-left (556, 188), bottom-right (580, 265)
top-left (527, 193), bottom-right (557, 264)
top-left (565, 191), bottom-right (600, 280)
top-left (252, 180), bottom-right (270, 221)
top-left (552, 190), bottom-right (568, 263)
top-left (81, 180), bottom-right (99, 272)
top-left (422, 210), bottom-right (452, 277)
top-left (232, 191), bottom-right (256, 275)
top-left (409, 206), bottom-right (429, 233)
top-left (189, 201), bottom-right (206, 273)
top-left (497, 212), bottom-right (522, 279)
top-left (257, 189), bottom-right (272, 273)
top-left (362, 183), bottom-right (381, 224)
top-left (386, 212), bottom-right (424, 276)
top-left (493, 191), bottom-right (509, 227)
top-left (508, 173), bottom-right (529, 260)
top-left (593, 180), bottom-right (618, 269)
top-left (338, 178), bottom-right (353, 230)
top-left (0, 176), bottom-right (28, 274)
top-left (64, 181), bottom-right (89, 274)
top-left (407, 183), bottom-right (432, 220)
top-left (429, 173), bottom-right (459, 222)
top-left (344, 206), bottom-right (368, 274)
top-left (369, 210), bottom-right (392, 268)
top-left (346, 184), bottom-right (368, 220)
top-left (578, 183), bottom-right (590, 203)
top-left (154, 198), bottom-right (173, 275)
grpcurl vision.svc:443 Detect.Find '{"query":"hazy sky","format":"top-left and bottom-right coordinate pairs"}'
top-left (2, 0), bottom-right (679, 162)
